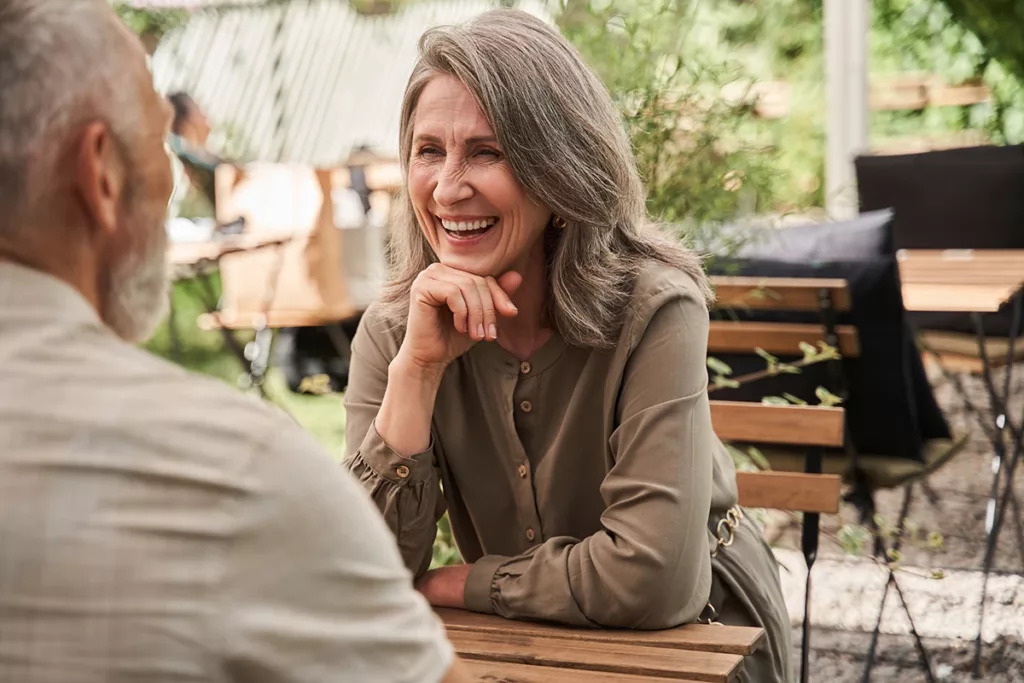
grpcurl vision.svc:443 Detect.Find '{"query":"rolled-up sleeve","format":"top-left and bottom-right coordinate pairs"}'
top-left (342, 310), bottom-right (445, 578)
top-left (464, 289), bottom-right (716, 629)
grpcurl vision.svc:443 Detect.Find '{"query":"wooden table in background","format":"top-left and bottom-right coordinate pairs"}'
top-left (896, 248), bottom-right (1024, 313)
top-left (896, 248), bottom-right (1024, 677)
top-left (435, 608), bottom-right (764, 682)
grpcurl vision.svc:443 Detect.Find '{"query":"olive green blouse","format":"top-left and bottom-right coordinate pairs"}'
top-left (343, 262), bottom-right (742, 629)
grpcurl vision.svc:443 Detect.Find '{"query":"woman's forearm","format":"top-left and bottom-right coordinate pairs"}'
top-left (374, 353), bottom-right (445, 456)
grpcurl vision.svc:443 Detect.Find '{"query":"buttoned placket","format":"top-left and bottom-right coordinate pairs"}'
top-left (503, 357), bottom-right (542, 548)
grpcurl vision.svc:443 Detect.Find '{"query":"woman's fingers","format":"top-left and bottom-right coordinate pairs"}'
top-left (420, 264), bottom-right (515, 341)
top-left (486, 276), bottom-right (518, 319)
top-left (475, 277), bottom-right (498, 340)
top-left (423, 279), bottom-right (468, 334)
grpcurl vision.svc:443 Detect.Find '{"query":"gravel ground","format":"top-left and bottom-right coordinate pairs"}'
top-left (767, 363), bottom-right (1024, 682)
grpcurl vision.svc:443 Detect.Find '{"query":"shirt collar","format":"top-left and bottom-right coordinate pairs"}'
top-left (0, 262), bottom-right (104, 329)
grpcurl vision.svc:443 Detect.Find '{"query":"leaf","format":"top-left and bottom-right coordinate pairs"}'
top-left (837, 524), bottom-right (869, 555)
top-left (713, 377), bottom-right (741, 389)
top-left (886, 548), bottom-right (903, 564)
top-left (815, 386), bottom-right (843, 406)
top-left (761, 396), bottom-right (790, 406)
top-left (754, 347), bottom-right (778, 364)
top-left (927, 531), bottom-right (945, 551)
top-left (782, 393), bottom-right (807, 405)
top-left (799, 341), bottom-right (817, 359)
top-left (930, 569), bottom-right (946, 580)
top-left (745, 446), bottom-right (771, 471)
top-left (707, 357), bottom-right (733, 376)
top-left (776, 363), bottom-right (801, 374)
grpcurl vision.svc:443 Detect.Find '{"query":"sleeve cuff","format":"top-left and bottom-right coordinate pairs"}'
top-left (355, 421), bottom-right (435, 486)
top-left (464, 554), bottom-right (509, 615)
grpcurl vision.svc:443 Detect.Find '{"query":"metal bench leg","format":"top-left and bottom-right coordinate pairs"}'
top-left (799, 447), bottom-right (822, 683)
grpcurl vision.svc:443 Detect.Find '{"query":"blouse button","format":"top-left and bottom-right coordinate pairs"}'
top-left (517, 464), bottom-right (528, 478)
top-left (395, 465), bottom-right (410, 479)
top-left (520, 361), bottom-right (532, 374)
top-left (519, 400), bottom-right (533, 413)
top-left (525, 527), bottom-right (536, 542)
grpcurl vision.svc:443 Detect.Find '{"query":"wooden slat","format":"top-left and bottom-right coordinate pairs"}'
top-left (736, 471), bottom-right (841, 514)
top-left (436, 608), bottom-right (764, 656)
top-left (901, 284), bottom-right (1018, 313)
top-left (711, 401), bottom-right (845, 448)
top-left (464, 660), bottom-right (701, 682)
top-left (708, 321), bottom-right (860, 357)
top-left (447, 630), bottom-right (742, 683)
top-left (711, 276), bottom-right (851, 312)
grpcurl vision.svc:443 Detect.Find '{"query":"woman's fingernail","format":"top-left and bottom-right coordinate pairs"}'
top-left (477, 324), bottom-right (485, 338)
top-left (489, 324), bottom-right (498, 339)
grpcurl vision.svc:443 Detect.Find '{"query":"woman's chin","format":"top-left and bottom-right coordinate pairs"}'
top-left (437, 255), bottom-right (497, 278)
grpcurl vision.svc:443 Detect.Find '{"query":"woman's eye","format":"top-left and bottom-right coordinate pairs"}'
top-left (476, 148), bottom-right (501, 158)
top-left (417, 146), bottom-right (443, 158)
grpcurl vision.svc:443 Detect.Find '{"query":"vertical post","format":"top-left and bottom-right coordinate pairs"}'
top-left (823, 0), bottom-right (870, 220)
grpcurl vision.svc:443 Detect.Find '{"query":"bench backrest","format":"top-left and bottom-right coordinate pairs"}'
top-left (706, 278), bottom-right (850, 516)
top-left (709, 276), bottom-right (860, 358)
top-left (710, 400), bottom-right (843, 514)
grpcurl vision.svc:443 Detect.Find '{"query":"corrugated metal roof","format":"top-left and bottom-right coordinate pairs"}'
top-left (150, 0), bottom-right (553, 166)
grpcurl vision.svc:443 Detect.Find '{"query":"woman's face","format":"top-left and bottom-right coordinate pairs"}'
top-left (407, 74), bottom-right (551, 278)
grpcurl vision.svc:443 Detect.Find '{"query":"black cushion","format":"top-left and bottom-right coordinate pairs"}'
top-left (708, 256), bottom-right (950, 461)
top-left (854, 145), bottom-right (1024, 250)
top-left (734, 209), bottom-right (893, 263)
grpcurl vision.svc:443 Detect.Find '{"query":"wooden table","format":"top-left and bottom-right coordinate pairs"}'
top-left (897, 248), bottom-right (1024, 313)
top-left (435, 608), bottom-right (764, 682)
top-left (168, 232), bottom-right (294, 272)
top-left (896, 248), bottom-right (1024, 676)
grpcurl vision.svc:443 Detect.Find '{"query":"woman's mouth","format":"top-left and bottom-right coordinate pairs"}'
top-left (439, 217), bottom-right (498, 241)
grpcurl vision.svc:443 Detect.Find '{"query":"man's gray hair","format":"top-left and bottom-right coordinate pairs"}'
top-left (0, 0), bottom-right (139, 230)
top-left (378, 8), bottom-right (712, 349)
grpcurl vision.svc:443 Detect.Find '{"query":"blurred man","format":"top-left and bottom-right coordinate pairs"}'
top-left (0, 2), bottom-right (468, 681)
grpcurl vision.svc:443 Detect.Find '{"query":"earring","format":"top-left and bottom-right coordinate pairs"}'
top-left (552, 216), bottom-right (567, 229)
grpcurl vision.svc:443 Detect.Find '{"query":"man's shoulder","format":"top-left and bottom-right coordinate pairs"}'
top-left (66, 337), bottom-right (306, 464)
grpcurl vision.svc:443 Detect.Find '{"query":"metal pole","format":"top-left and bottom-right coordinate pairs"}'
top-left (823, 0), bottom-right (870, 220)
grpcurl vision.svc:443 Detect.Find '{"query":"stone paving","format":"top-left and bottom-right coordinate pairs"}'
top-left (768, 364), bottom-right (1024, 681)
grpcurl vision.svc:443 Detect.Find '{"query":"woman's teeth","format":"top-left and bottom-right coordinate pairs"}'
top-left (440, 218), bottom-right (497, 238)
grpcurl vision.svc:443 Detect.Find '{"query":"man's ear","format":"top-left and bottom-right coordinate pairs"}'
top-left (74, 122), bottom-right (126, 237)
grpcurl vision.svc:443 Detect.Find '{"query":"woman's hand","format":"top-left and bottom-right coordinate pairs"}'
top-left (398, 263), bottom-right (522, 373)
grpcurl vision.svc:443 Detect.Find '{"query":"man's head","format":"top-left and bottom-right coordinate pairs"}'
top-left (0, 0), bottom-right (175, 343)
top-left (168, 92), bottom-right (211, 148)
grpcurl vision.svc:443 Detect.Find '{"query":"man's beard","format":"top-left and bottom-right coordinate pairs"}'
top-left (104, 198), bottom-right (170, 344)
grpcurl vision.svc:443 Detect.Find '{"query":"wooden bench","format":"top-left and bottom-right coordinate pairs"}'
top-left (711, 400), bottom-right (842, 683)
top-left (436, 608), bottom-right (763, 682)
top-left (709, 274), bottom-right (965, 490)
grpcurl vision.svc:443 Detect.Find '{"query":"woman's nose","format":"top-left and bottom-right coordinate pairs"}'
top-left (432, 158), bottom-right (473, 207)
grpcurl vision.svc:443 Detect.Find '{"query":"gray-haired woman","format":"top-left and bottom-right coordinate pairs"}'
top-left (343, 9), bottom-right (791, 681)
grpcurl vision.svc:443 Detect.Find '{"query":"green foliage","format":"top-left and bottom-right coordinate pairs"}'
top-left (431, 513), bottom-right (463, 568)
top-left (558, 0), bottom-right (780, 229)
top-left (113, 3), bottom-right (189, 40)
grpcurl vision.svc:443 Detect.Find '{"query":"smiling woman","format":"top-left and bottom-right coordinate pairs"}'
top-left (342, 9), bottom-right (792, 683)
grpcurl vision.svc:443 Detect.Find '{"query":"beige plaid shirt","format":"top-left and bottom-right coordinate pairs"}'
top-left (0, 263), bottom-right (452, 682)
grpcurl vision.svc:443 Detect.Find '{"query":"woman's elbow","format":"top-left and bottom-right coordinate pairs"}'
top-left (582, 555), bottom-right (712, 630)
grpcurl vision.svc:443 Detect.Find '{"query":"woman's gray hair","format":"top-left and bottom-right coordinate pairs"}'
top-left (378, 8), bottom-right (712, 349)
top-left (0, 0), bottom-right (140, 234)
